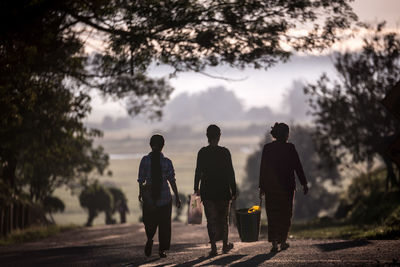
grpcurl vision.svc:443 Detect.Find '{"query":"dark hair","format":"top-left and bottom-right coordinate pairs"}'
top-left (150, 134), bottom-right (164, 151)
top-left (270, 122), bottom-right (289, 141)
top-left (149, 134), bottom-right (164, 201)
top-left (206, 124), bottom-right (221, 142)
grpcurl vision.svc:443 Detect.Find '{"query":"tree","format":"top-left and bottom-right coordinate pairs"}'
top-left (0, 1), bottom-right (115, 206)
top-left (43, 195), bottom-right (65, 224)
top-left (1, 0), bottom-right (358, 119)
top-left (304, 23), bottom-right (400, 190)
top-left (79, 181), bottom-right (114, 226)
top-left (238, 125), bottom-right (339, 220)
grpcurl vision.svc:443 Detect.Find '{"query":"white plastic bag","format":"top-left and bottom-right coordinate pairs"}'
top-left (187, 194), bottom-right (202, 224)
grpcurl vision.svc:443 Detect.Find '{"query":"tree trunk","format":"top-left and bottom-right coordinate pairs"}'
top-left (24, 205), bottom-right (29, 228)
top-left (86, 209), bottom-right (97, 227)
top-left (19, 204), bottom-right (24, 229)
top-left (2, 157), bottom-right (17, 190)
top-left (0, 207), bottom-right (4, 236)
top-left (382, 154), bottom-right (399, 191)
top-left (12, 202), bottom-right (18, 230)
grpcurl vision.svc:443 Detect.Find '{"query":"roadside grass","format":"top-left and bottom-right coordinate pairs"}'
top-left (289, 221), bottom-right (400, 240)
top-left (0, 224), bottom-right (80, 246)
top-left (288, 168), bottom-right (400, 241)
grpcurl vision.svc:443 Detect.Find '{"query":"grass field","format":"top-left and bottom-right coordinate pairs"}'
top-left (53, 136), bottom-right (259, 225)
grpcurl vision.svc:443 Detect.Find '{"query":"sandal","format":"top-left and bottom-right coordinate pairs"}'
top-left (145, 240), bottom-right (153, 257)
top-left (222, 243), bottom-right (234, 254)
top-left (159, 251), bottom-right (167, 258)
top-left (281, 242), bottom-right (290, 250)
top-left (209, 244), bottom-right (218, 257)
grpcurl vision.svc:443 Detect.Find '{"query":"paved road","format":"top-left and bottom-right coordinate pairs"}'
top-left (0, 223), bottom-right (399, 266)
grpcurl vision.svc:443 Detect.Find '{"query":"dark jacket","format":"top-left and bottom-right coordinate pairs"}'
top-left (259, 141), bottom-right (307, 193)
top-left (194, 146), bottom-right (237, 200)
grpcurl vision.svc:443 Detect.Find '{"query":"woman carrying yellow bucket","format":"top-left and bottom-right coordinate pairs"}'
top-left (259, 123), bottom-right (309, 253)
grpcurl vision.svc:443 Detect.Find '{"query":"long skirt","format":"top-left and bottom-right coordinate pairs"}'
top-left (142, 201), bottom-right (172, 251)
top-left (203, 200), bottom-right (230, 244)
top-left (265, 190), bottom-right (295, 242)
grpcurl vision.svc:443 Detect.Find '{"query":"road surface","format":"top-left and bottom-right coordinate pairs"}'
top-left (0, 222), bottom-right (399, 266)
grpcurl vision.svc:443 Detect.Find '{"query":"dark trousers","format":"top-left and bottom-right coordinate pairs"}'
top-left (143, 201), bottom-right (172, 251)
top-left (203, 200), bottom-right (230, 245)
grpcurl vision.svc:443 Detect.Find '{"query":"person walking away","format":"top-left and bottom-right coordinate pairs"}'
top-left (138, 134), bottom-right (182, 258)
top-left (259, 123), bottom-right (308, 253)
top-left (118, 200), bottom-right (129, 224)
top-left (194, 124), bottom-right (237, 256)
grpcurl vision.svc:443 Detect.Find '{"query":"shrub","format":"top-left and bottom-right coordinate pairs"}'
top-left (79, 181), bottom-right (113, 226)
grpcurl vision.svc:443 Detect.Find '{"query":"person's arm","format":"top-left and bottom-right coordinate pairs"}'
top-left (259, 146), bottom-right (267, 198)
top-left (291, 144), bottom-right (309, 195)
top-left (226, 149), bottom-right (237, 200)
top-left (166, 159), bottom-right (181, 208)
top-left (194, 149), bottom-right (203, 195)
top-left (137, 157), bottom-right (146, 202)
top-left (170, 180), bottom-right (181, 208)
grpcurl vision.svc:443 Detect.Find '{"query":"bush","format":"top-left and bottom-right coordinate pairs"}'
top-left (43, 195), bottom-right (65, 224)
top-left (79, 181), bottom-right (113, 226)
top-left (335, 168), bottom-right (400, 227)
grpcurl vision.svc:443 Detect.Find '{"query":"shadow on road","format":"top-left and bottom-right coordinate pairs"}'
top-left (315, 239), bottom-right (371, 252)
top-left (126, 257), bottom-right (161, 267)
top-left (0, 244), bottom-right (136, 266)
top-left (173, 256), bottom-right (210, 266)
top-left (231, 251), bottom-right (278, 266)
top-left (125, 242), bottom-right (210, 267)
top-left (200, 254), bottom-right (246, 266)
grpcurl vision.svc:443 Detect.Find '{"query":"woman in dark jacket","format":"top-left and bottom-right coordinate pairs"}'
top-left (138, 134), bottom-right (181, 258)
top-left (259, 123), bottom-right (308, 252)
top-left (194, 124), bottom-right (237, 256)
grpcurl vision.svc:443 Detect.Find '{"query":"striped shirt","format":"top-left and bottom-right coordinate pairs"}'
top-left (138, 152), bottom-right (176, 206)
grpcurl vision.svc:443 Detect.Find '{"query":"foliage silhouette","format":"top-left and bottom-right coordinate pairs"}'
top-left (43, 195), bottom-right (65, 224)
top-left (304, 23), bottom-right (400, 190)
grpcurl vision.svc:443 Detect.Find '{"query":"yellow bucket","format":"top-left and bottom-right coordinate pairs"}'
top-left (248, 205), bottom-right (261, 213)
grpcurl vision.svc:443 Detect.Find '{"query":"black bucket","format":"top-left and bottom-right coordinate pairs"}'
top-left (235, 208), bottom-right (261, 242)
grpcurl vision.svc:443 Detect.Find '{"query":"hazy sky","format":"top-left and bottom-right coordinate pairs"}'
top-left (88, 0), bottom-right (400, 123)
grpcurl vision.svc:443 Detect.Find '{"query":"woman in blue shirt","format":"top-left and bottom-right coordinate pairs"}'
top-left (138, 134), bottom-right (181, 258)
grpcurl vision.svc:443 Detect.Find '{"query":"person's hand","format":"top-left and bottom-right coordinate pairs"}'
top-left (259, 189), bottom-right (265, 199)
top-left (138, 194), bottom-right (143, 203)
top-left (303, 184), bottom-right (309, 195)
top-left (194, 189), bottom-right (200, 196)
top-left (231, 194), bottom-right (237, 201)
top-left (175, 197), bottom-right (182, 208)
